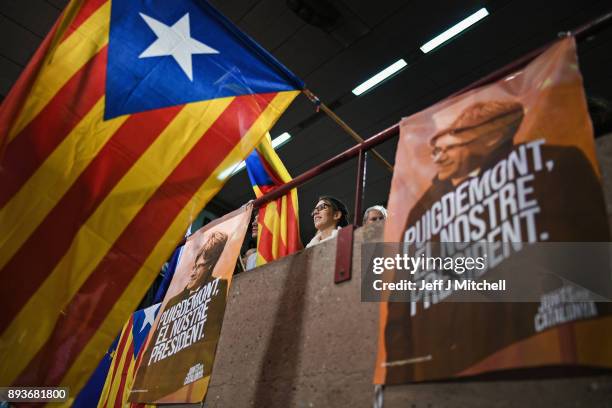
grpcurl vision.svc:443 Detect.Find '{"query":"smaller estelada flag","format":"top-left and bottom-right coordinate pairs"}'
top-left (97, 303), bottom-right (161, 408)
top-left (246, 133), bottom-right (302, 265)
top-left (0, 0), bottom-right (302, 398)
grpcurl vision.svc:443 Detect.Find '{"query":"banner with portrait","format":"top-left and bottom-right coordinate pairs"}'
top-left (129, 205), bottom-right (251, 403)
top-left (375, 37), bottom-right (612, 384)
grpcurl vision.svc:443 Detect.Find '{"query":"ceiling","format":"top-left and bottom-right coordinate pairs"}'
top-left (1, 0), bottom-right (612, 241)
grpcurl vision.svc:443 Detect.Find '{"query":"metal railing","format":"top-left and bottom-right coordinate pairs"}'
top-left (251, 9), bottom-right (612, 226)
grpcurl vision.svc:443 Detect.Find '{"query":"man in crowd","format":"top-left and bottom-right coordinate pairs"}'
top-left (363, 205), bottom-right (387, 225)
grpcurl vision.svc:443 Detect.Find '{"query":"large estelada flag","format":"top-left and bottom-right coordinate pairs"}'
top-left (245, 133), bottom-right (302, 265)
top-left (0, 0), bottom-right (302, 399)
top-left (97, 303), bottom-right (160, 408)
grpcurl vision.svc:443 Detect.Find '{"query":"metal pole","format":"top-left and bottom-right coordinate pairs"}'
top-left (353, 149), bottom-right (366, 225)
top-left (573, 9), bottom-right (612, 39)
top-left (302, 89), bottom-right (394, 172)
top-left (317, 102), bottom-right (393, 172)
top-left (252, 123), bottom-right (399, 209)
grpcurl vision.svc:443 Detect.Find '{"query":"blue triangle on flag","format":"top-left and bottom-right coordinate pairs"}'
top-left (246, 150), bottom-right (274, 187)
top-left (105, 0), bottom-right (303, 119)
top-left (131, 303), bottom-right (161, 356)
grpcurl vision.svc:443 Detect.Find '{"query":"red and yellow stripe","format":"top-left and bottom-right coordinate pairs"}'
top-left (0, 0), bottom-right (298, 400)
top-left (97, 314), bottom-right (154, 408)
top-left (97, 316), bottom-right (135, 408)
top-left (257, 190), bottom-right (301, 263)
top-left (251, 135), bottom-right (301, 265)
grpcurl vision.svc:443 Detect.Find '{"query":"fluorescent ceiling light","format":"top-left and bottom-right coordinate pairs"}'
top-left (352, 59), bottom-right (408, 96)
top-left (231, 161), bottom-right (247, 174)
top-left (271, 132), bottom-right (291, 149)
top-left (217, 132), bottom-right (292, 180)
top-left (420, 8), bottom-right (489, 54)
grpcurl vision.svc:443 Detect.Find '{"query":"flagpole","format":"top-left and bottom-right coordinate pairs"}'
top-left (302, 89), bottom-right (393, 172)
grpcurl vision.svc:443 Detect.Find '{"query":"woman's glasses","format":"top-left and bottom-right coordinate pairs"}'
top-left (311, 203), bottom-right (331, 216)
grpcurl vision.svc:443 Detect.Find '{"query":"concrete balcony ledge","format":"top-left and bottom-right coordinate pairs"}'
top-left (201, 135), bottom-right (612, 407)
top-left (202, 219), bottom-right (611, 407)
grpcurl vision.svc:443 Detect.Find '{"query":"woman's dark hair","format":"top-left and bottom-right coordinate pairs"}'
top-left (318, 195), bottom-right (349, 227)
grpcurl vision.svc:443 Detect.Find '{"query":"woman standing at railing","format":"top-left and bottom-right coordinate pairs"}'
top-left (306, 196), bottom-right (349, 248)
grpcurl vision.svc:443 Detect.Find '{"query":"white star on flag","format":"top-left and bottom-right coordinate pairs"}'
top-left (139, 12), bottom-right (219, 81)
top-left (140, 303), bottom-right (161, 332)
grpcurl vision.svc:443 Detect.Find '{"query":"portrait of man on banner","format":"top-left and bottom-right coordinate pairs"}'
top-left (404, 98), bottom-right (609, 245)
top-left (130, 207), bottom-right (251, 404)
